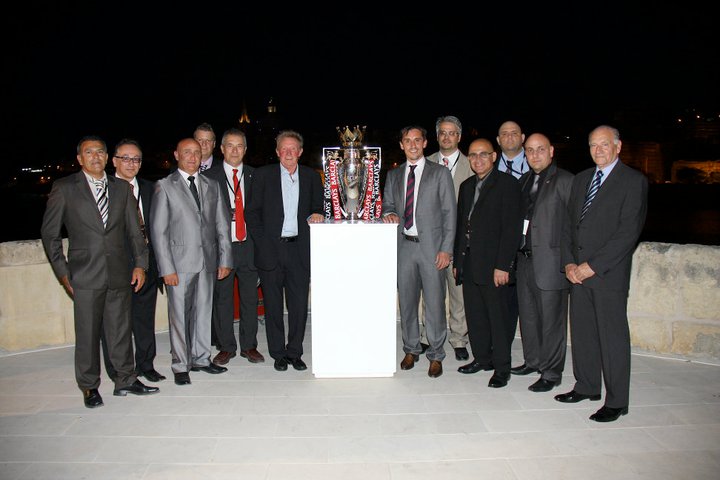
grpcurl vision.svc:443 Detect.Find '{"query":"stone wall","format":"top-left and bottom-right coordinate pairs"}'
top-left (1, 240), bottom-right (719, 363)
top-left (628, 242), bottom-right (720, 362)
top-left (0, 239), bottom-right (168, 352)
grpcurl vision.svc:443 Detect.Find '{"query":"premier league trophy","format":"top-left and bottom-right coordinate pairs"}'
top-left (322, 126), bottom-right (382, 221)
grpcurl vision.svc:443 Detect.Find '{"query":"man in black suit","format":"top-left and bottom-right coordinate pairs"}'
top-left (41, 135), bottom-right (159, 408)
top-left (512, 133), bottom-right (574, 392)
top-left (454, 138), bottom-right (521, 388)
top-left (203, 128), bottom-right (265, 366)
top-left (101, 139), bottom-right (166, 383)
top-left (245, 130), bottom-right (324, 372)
top-left (557, 125), bottom-right (648, 422)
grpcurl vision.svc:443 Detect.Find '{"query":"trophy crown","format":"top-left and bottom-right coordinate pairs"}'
top-left (337, 125), bottom-right (366, 147)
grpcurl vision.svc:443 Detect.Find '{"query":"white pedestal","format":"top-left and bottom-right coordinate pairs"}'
top-left (310, 220), bottom-right (397, 378)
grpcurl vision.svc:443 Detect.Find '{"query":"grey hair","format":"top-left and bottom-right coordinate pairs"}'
top-left (435, 115), bottom-right (462, 136)
top-left (589, 125), bottom-right (620, 144)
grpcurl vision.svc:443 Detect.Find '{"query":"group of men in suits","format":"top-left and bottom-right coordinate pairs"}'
top-left (383, 120), bottom-right (648, 423)
top-left (41, 126), bottom-right (325, 408)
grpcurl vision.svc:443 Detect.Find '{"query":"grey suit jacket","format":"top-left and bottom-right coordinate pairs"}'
top-left (427, 151), bottom-right (473, 200)
top-left (382, 159), bottom-right (456, 261)
top-left (150, 170), bottom-right (232, 276)
top-left (561, 160), bottom-right (648, 292)
top-left (519, 162), bottom-right (574, 290)
top-left (41, 171), bottom-right (148, 289)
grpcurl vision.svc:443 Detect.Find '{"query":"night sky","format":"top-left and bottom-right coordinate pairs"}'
top-left (5, 3), bottom-right (718, 168)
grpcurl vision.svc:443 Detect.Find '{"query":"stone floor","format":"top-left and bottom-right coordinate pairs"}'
top-left (1, 318), bottom-right (719, 480)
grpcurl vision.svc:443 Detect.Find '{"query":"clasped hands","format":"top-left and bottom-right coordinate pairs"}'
top-left (565, 262), bottom-right (596, 284)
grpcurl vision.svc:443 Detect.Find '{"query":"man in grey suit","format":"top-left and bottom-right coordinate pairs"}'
top-left (513, 133), bottom-right (574, 392)
top-left (41, 135), bottom-right (158, 408)
top-left (420, 115), bottom-right (474, 361)
top-left (557, 125), bottom-right (648, 422)
top-left (382, 125), bottom-right (456, 378)
top-left (151, 138), bottom-right (233, 386)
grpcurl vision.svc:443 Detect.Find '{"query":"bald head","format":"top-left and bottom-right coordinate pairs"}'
top-left (524, 133), bottom-right (554, 174)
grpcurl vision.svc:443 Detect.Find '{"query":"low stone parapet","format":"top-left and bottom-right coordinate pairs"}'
top-left (1, 240), bottom-right (718, 363)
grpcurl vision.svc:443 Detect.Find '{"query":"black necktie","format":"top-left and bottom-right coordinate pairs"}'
top-left (529, 173), bottom-right (540, 202)
top-left (188, 175), bottom-right (201, 210)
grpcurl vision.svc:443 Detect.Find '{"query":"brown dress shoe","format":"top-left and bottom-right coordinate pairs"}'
top-left (400, 353), bottom-right (419, 370)
top-left (213, 351), bottom-right (236, 365)
top-left (240, 348), bottom-right (265, 363)
top-left (428, 360), bottom-right (443, 378)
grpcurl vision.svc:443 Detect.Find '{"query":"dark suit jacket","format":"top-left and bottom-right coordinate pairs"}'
top-left (202, 162), bottom-right (256, 268)
top-left (519, 162), bottom-right (574, 290)
top-left (134, 176), bottom-right (159, 285)
top-left (41, 171), bottom-right (148, 289)
top-left (246, 164), bottom-right (324, 271)
top-left (561, 160), bottom-right (648, 292)
top-left (454, 170), bottom-right (521, 286)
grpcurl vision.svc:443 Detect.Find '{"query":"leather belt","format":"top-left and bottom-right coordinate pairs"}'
top-left (279, 236), bottom-right (298, 243)
top-left (403, 233), bottom-right (420, 243)
top-left (519, 249), bottom-right (532, 258)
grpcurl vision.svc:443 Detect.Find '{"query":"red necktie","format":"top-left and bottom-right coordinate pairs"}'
top-left (443, 157), bottom-right (449, 167)
top-left (233, 168), bottom-right (246, 240)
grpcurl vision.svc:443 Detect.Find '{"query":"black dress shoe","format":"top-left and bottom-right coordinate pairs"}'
top-left (140, 369), bottom-right (166, 382)
top-left (554, 390), bottom-right (602, 403)
top-left (174, 372), bottom-right (191, 385)
top-left (420, 343), bottom-right (430, 353)
top-left (457, 360), bottom-right (493, 374)
top-left (488, 372), bottom-right (510, 388)
top-left (510, 363), bottom-right (539, 375)
top-left (83, 389), bottom-right (103, 408)
top-left (190, 363), bottom-right (228, 374)
top-left (528, 378), bottom-right (560, 392)
top-left (113, 379), bottom-right (160, 396)
top-left (274, 358), bottom-right (288, 371)
top-left (453, 347), bottom-right (469, 361)
top-left (285, 357), bottom-right (307, 371)
top-left (590, 405), bottom-right (628, 422)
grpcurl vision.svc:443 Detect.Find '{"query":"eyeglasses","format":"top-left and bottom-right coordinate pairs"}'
top-left (438, 130), bottom-right (460, 137)
top-left (468, 152), bottom-right (493, 160)
top-left (114, 155), bottom-right (142, 164)
top-left (196, 138), bottom-right (215, 145)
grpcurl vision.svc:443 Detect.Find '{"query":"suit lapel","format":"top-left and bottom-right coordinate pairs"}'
top-left (75, 172), bottom-right (105, 231)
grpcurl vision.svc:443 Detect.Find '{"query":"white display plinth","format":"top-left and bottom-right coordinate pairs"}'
top-left (310, 220), bottom-right (397, 378)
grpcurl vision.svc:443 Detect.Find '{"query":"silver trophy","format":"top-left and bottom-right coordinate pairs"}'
top-left (322, 126), bottom-right (382, 221)
top-left (338, 145), bottom-right (367, 220)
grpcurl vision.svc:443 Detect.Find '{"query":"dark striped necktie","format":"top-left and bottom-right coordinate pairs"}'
top-left (94, 179), bottom-right (108, 228)
top-left (404, 165), bottom-right (417, 230)
top-left (580, 170), bottom-right (603, 222)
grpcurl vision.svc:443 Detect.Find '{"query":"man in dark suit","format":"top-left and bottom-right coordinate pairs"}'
top-left (495, 120), bottom-right (528, 348)
top-left (101, 139), bottom-right (166, 383)
top-left (557, 125), bottom-right (648, 422)
top-left (41, 135), bottom-right (159, 408)
top-left (245, 130), bottom-right (324, 372)
top-left (512, 133), bottom-right (574, 392)
top-left (454, 138), bottom-right (521, 388)
top-left (382, 125), bottom-right (456, 379)
top-left (151, 138), bottom-right (233, 386)
top-left (203, 128), bottom-right (264, 366)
